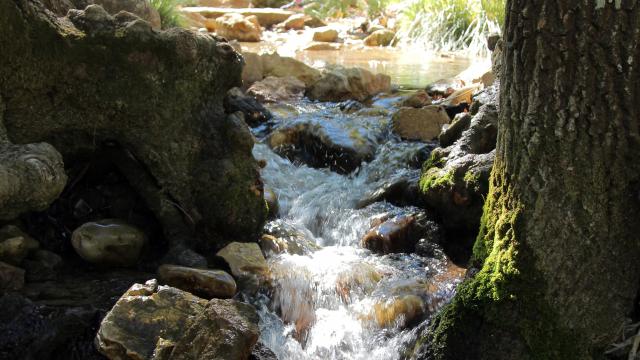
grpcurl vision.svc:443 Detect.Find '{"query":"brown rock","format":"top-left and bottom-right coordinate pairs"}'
top-left (363, 29), bottom-right (395, 47)
top-left (247, 76), bottom-right (306, 103)
top-left (307, 66), bottom-right (391, 102)
top-left (303, 42), bottom-right (341, 51)
top-left (361, 214), bottom-right (421, 254)
top-left (282, 13), bottom-right (305, 30)
top-left (261, 53), bottom-right (321, 86)
top-left (391, 106), bottom-right (450, 141)
top-left (214, 13), bottom-right (262, 42)
top-left (401, 90), bottom-right (432, 108)
top-left (157, 264), bottom-right (237, 299)
top-left (242, 52), bottom-right (265, 86)
top-left (216, 242), bottom-right (269, 293)
top-left (198, 0), bottom-right (250, 7)
top-left (312, 26), bottom-right (338, 42)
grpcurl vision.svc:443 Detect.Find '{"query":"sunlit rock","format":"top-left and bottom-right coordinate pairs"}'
top-left (216, 242), bottom-right (269, 293)
top-left (363, 29), bottom-right (395, 47)
top-left (282, 13), bottom-right (305, 30)
top-left (247, 76), bottom-right (306, 103)
top-left (263, 187), bottom-right (280, 219)
top-left (442, 84), bottom-right (481, 106)
top-left (312, 26), bottom-right (338, 42)
top-left (307, 66), bottom-right (391, 102)
top-left (361, 213), bottom-right (437, 254)
top-left (261, 53), bottom-right (322, 87)
top-left (157, 264), bottom-right (237, 299)
top-left (71, 219), bottom-right (145, 267)
top-left (303, 42), bottom-right (342, 51)
top-left (214, 13), bottom-right (262, 42)
top-left (392, 105), bottom-right (450, 142)
top-left (372, 295), bottom-right (425, 328)
top-left (156, 299), bottom-right (259, 360)
top-left (0, 225), bottom-right (39, 265)
top-left (198, 0), bottom-right (250, 7)
top-left (261, 221), bottom-right (320, 256)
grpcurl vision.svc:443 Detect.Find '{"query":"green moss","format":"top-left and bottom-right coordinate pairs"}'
top-left (423, 150), bottom-right (446, 171)
top-left (419, 168), bottom-right (455, 193)
top-left (420, 164), bottom-right (588, 360)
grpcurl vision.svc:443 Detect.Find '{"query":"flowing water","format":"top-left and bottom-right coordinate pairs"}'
top-left (247, 96), bottom-right (467, 359)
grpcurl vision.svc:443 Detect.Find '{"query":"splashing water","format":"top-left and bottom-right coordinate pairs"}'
top-left (249, 99), bottom-right (465, 360)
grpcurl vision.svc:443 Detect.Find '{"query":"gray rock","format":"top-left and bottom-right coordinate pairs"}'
top-left (71, 219), bottom-right (146, 267)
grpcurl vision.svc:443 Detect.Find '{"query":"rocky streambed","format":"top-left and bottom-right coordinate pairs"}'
top-left (0, 0), bottom-right (503, 358)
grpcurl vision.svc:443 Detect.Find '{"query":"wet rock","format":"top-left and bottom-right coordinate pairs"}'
top-left (361, 213), bottom-right (438, 254)
top-left (356, 176), bottom-right (423, 209)
top-left (93, 0), bottom-right (161, 29)
top-left (224, 87), bottom-right (273, 126)
top-left (264, 188), bottom-right (279, 219)
top-left (312, 26), bottom-right (338, 42)
top-left (443, 102), bottom-right (470, 120)
top-left (262, 220), bottom-right (320, 256)
top-left (157, 264), bottom-right (237, 299)
top-left (371, 295), bottom-right (425, 328)
top-left (247, 76), bottom-right (306, 103)
top-left (157, 299), bottom-right (259, 360)
top-left (442, 85), bottom-right (480, 106)
top-left (339, 99), bottom-right (365, 114)
top-left (307, 66), bottom-right (391, 102)
top-left (216, 242), bottom-right (269, 293)
top-left (0, 225), bottom-right (39, 265)
top-left (282, 13), bottom-right (305, 30)
top-left (22, 249), bottom-right (63, 282)
top-left (251, 342), bottom-right (278, 360)
top-left (95, 281), bottom-right (208, 360)
top-left (425, 78), bottom-right (462, 99)
top-left (267, 117), bottom-right (377, 174)
top-left (392, 106), bottom-right (450, 142)
top-left (401, 90), bottom-right (432, 108)
top-left (261, 52), bottom-right (322, 87)
top-left (439, 112), bottom-right (472, 147)
top-left (363, 29), bottom-right (395, 47)
top-left (71, 219), bottom-right (146, 267)
top-left (335, 263), bottom-right (382, 303)
top-left (214, 13), bottom-right (262, 42)
top-left (0, 261), bottom-right (24, 292)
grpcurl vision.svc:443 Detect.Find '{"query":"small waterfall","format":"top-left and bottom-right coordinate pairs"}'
top-left (248, 100), bottom-right (465, 360)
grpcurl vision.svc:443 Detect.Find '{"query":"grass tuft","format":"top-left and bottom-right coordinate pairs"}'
top-left (150, 0), bottom-right (187, 29)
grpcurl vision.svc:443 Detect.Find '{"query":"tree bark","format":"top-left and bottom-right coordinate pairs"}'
top-left (418, 0), bottom-right (640, 358)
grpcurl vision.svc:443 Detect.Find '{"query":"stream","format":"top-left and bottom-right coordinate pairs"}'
top-left (246, 94), bottom-right (467, 359)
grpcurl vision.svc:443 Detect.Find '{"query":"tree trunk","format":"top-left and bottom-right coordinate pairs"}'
top-left (418, 1), bottom-right (640, 358)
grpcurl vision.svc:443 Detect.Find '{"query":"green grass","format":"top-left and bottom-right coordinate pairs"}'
top-left (150, 0), bottom-right (187, 29)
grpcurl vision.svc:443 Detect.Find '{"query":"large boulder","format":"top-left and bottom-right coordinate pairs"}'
top-left (392, 106), bottom-right (451, 142)
top-left (157, 264), bottom-right (237, 299)
top-left (0, 0), bottom-right (267, 256)
top-left (156, 299), bottom-right (260, 360)
top-left (214, 13), bottom-right (262, 42)
top-left (267, 117), bottom-right (377, 174)
top-left (71, 219), bottom-right (146, 267)
top-left (307, 66), bottom-right (391, 102)
top-left (247, 76), bottom-right (306, 103)
top-left (99, 281), bottom-right (206, 360)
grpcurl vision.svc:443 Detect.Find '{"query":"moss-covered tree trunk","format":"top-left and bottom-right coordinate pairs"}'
top-left (419, 1), bottom-right (640, 358)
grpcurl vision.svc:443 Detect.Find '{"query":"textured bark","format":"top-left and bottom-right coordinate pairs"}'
top-left (418, 1), bottom-right (640, 359)
top-left (0, 0), bottom-right (267, 254)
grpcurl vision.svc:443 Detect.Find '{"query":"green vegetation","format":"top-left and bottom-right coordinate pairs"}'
top-left (150, 0), bottom-right (186, 29)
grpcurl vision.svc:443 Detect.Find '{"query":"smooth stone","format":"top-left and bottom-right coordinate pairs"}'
top-left (71, 219), bottom-right (145, 267)
top-left (157, 264), bottom-right (237, 299)
top-left (363, 29), bottom-right (395, 46)
top-left (392, 106), bottom-right (451, 142)
top-left (371, 295), bottom-right (425, 328)
top-left (247, 76), bottom-right (306, 103)
top-left (307, 66), bottom-right (391, 102)
top-left (282, 13), bottom-right (305, 30)
top-left (401, 90), bottom-right (432, 108)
